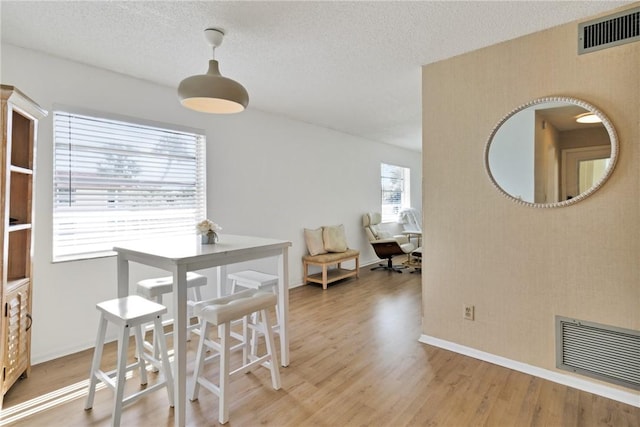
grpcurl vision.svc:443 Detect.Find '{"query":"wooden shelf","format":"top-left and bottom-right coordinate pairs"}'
top-left (1, 85), bottom-right (46, 406)
top-left (306, 268), bottom-right (359, 285)
top-left (9, 171), bottom-right (32, 224)
top-left (8, 224), bottom-right (32, 232)
top-left (9, 165), bottom-right (33, 175)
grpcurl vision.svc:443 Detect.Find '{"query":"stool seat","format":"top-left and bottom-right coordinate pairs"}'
top-left (228, 270), bottom-right (280, 323)
top-left (194, 290), bottom-right (276, 325)
top-left (227, 270), bottom-right (281, 353)
top-left (85, 295), bottom-right (174, 427)
top-left (228, 270), bottom-right (278, 291)
top-left (190, 289), bottom-right (281, 424)
top-left (97, 295), bottom-right (167, 323)
top-left (137, 272), bottom-right (207, 299)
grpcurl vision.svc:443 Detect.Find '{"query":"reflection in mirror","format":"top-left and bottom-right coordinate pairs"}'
top-left (485, 97), bottom-right (618, 208)
top-left (579, 158), bottom-right (609, 194)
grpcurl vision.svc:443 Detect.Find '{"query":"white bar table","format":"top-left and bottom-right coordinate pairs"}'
top-left (113, 234), bottom-right (291, 427)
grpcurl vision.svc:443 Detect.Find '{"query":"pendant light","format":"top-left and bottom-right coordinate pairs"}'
top-left (178, 28), bottom-right (249, 114)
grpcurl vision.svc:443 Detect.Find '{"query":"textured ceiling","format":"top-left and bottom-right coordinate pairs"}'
top-left (0, 1), bottom-right (632, 151)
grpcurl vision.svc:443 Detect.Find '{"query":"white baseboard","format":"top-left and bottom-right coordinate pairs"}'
top-left (419, 334), bottom-right (640, 408)
top-left (33, 317), bottom-right (183, 365)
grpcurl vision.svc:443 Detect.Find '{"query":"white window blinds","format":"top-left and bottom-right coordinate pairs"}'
top-left (53, 110), bottom-right (206, 261)
top-left (381, 163), bottom-right (410, 223)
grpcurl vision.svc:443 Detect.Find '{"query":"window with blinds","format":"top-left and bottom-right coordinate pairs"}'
top-left (53, 110), bottom-right (206, 261)
top-left (381, 163), bottom-right (410, 223)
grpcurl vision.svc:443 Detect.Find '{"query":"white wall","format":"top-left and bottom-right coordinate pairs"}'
top-left (1, 45), bottom-right (421, 363)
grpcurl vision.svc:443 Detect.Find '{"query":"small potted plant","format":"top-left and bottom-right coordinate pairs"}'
top-left (196, 219), bottom-right (222, 244)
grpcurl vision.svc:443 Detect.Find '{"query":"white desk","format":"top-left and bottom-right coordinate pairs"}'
top-left (113, 234), bottom-right (292, 427)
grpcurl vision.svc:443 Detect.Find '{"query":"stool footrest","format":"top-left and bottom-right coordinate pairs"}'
top-left (230, 355), bottom-right (271, 377)
top-left (193, 377), bottom-right (220, 399)
top-left (93, 370), bottom-right (117, 391)
top-left (121, 380), bottom-right (171, 408)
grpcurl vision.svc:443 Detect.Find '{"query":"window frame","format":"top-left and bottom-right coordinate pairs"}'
top-left (52, 105), bottom-right (206, 262)
top-left (380, 162), bottom-right (411, 223)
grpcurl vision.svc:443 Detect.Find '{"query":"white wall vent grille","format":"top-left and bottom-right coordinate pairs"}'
top-left (556, 316), bottom-right (640, 390)
top-left (578, 6), bottom-right (640, 54)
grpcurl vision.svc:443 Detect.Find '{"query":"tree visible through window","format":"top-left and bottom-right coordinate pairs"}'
top-left (52, 110), bottom-right (206, 261)
top-left (381, 163), bottom-right (410, 222)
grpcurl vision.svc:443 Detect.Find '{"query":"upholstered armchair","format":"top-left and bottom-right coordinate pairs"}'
top-left (362, 212), bottom-right (416, 273)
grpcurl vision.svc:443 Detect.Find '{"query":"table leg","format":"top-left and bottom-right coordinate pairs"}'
top-left (172, 266), bottom-right (188, 427)
top-left (216, 265), bottom-right (228, 297)
top-left (278, 250), bottom-right (289, 366)
top-left (116, 254), bottom-right (129, 298)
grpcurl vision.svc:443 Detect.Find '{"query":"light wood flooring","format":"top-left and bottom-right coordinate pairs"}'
top-left (1, 263), bottom-right (639, 426)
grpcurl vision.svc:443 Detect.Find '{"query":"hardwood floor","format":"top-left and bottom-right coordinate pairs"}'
top-left (1, 264), bottom-right (639, 426)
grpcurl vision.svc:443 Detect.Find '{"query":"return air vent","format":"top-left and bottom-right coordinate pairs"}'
top-left (578, 6), bottom-right (640, 54)
top-left (556, 316), bottom-right (640, 390)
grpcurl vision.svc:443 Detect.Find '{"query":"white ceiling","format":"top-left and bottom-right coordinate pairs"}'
top-left (1, 1), bottom-right (632, 152)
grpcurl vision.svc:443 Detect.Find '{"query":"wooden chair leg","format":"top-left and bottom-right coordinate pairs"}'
top-left (303, 261), bottom-right (308, 284)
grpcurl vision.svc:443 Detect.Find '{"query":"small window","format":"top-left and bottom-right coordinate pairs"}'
top-left (381, 163), bottom-right (410, 223)
top-left (52, 109), bottom-right (206, 261)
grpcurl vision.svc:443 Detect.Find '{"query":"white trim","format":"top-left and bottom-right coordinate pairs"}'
top-left (419, 334), bottom-right (640, 408)
top-left (560, 144), bottom-right (611, 201)
top-left (53, 103), bottom-right (205, 136)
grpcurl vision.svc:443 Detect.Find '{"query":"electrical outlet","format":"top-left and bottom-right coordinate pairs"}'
top-left (463, 304), bottom-right (474, 321)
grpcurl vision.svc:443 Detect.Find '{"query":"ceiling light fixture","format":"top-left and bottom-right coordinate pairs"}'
top-left (575, 112), bottom-right (601, 124)
top-left (178, 28), bottom-right (248, 114)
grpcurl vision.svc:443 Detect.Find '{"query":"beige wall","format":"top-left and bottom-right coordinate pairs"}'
top-left (421, 2), bottom-right (639, 390)
top-left (560, 126), bottom-right (611, 150)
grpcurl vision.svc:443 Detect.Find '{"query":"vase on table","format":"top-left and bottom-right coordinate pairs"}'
top-left (201, 231), bottom-right (218, 244)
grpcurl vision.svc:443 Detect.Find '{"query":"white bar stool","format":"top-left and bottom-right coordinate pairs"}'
top-left (136, 272), bottom-right (207, 360)
top-left (85, 295), bottom-right (174, 427)
top-left (189, 289), bottom-right (281, 424)
top-left (228, 270), bottom-right (280, 361)
top-left (229, 269), bottom-right (280, 329)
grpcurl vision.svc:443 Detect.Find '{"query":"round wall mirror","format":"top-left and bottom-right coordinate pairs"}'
top-left (484, 96), bottom-right (618, 208)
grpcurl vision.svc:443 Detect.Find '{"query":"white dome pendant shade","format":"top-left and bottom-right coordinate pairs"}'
top-left (178, 60), bottom-right (248, 113)
top-left (178, 28), bottom-right (248, 114)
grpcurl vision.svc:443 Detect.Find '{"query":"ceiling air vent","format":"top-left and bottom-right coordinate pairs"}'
top-left (578, 6), bottom-right (639, 54)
